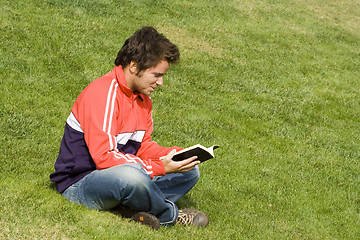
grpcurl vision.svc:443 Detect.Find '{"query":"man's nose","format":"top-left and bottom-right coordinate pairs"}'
top-left (156, 77), bottom-right (163, 86)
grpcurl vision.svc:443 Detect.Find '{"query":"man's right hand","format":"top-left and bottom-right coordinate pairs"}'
top-left (161, 149), bottom-right (200, 174)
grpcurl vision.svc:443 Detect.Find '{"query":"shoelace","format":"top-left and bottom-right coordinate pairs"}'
top-left (176, 212), bottom-right (194, 225)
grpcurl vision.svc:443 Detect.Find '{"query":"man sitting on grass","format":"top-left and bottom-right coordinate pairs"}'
top-left (50, 26), bottom-right (209, 229)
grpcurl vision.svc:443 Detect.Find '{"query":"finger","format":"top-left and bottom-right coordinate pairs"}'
top-left (179, 163), bottom-right (199, 173)
top-left (179, 156), bottom-right (198, 164)
top-left (179, 160), bottom-right (200, 171)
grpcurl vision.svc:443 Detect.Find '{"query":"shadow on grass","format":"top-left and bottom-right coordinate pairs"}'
top-left (48, 182), bottom-right (57, 191)
top-left (176, 195), bottom-right (197, 209)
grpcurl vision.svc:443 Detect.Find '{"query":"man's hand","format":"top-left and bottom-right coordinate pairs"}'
top-left (161, 149), bottom-right (200, 174)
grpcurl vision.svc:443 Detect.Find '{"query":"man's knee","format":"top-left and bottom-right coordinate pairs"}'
top-left (107, 164), bottom-right (151, 192)
top-left (189, 165), bottom-right (200, 182)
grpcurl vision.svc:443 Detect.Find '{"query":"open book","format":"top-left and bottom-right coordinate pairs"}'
top-left (172, 144), bottom-right (220, 163)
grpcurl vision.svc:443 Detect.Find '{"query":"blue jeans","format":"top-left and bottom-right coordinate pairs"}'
top-left (62, 163), bottom-right (200, 225)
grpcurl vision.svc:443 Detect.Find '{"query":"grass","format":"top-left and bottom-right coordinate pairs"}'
top-left (1, 0), bottom-right (359, 239)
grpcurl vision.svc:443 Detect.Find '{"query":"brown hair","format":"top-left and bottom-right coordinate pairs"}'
top-left (115, 26), bottom-right (180, 74)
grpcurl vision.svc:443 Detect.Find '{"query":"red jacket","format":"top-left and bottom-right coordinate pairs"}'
top-left (50, 66), bottom-right (180, 193)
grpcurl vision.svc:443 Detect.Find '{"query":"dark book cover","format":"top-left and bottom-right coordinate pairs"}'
top-left (172, 144), bottom-right (219, 162)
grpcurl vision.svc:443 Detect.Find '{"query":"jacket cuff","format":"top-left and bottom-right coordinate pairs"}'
top-left (151, 159), bottom-right (166, 177)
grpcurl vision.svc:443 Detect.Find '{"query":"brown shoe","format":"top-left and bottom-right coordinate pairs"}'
top-left (176, 209), bottom-right (209, 227)
top-left (114, 205), bottom-right (160, 230)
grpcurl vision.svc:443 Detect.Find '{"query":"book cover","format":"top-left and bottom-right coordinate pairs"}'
top-left (172, 144), bottom-right (219, 162)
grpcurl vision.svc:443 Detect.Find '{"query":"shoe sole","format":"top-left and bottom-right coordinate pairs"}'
top-left (131, 212), bottom-right (160, 230)
top-left (113, 206), bottom-right (160, 230)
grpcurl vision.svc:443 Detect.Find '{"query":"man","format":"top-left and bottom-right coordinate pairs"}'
top-left (50, 26), bottom-right (209, 229)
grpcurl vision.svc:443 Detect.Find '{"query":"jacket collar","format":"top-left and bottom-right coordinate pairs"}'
top-left (113, 65), bottom-right (143, 100)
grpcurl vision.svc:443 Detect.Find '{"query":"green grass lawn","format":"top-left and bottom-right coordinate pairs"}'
top-left (1, 0), bottom-right (359, 239)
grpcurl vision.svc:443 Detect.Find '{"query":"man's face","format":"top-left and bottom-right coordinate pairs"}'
top-left (131, 60), bottom-right (169, 96)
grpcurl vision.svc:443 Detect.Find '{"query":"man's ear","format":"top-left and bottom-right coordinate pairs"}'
top-left (129, 61), bottom-right (138, 74)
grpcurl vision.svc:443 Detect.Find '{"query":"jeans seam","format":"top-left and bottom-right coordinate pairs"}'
top-left (159, 199), bottom-right (178, 226)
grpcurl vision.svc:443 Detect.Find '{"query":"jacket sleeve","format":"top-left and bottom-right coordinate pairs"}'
top-left (73, 79), bottom-right (164, 178)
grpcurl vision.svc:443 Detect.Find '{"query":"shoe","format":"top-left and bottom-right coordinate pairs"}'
top-left (176, 209), bottom-right (209, 227)
top-left (114, 205), bottom-right (160, 230)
